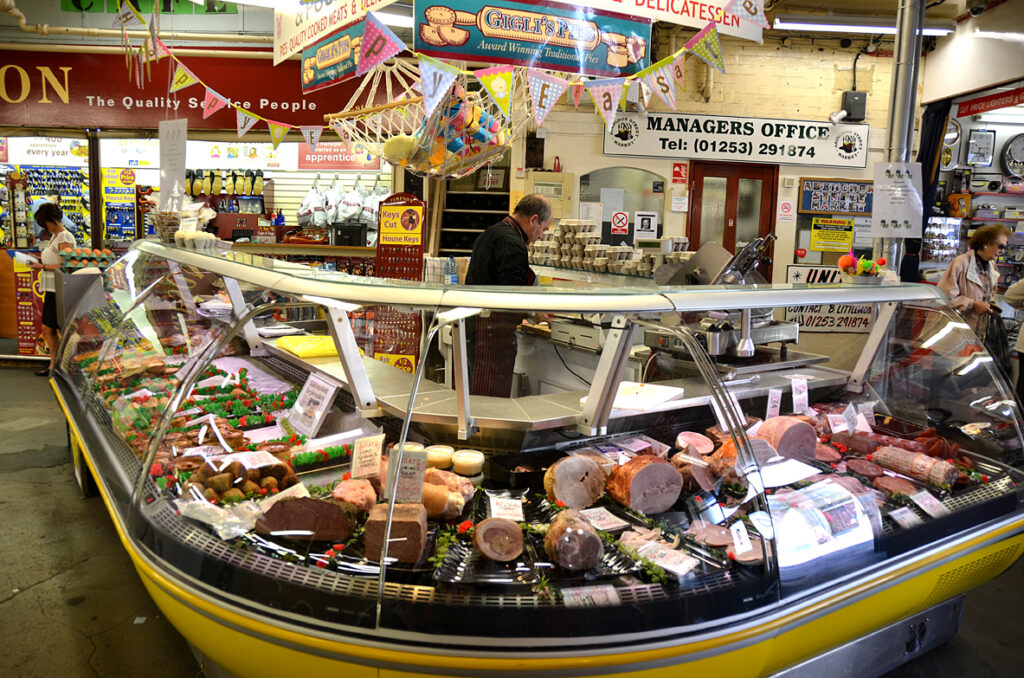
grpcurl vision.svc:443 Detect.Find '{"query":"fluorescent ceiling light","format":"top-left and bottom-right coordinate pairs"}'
top-left (375, 11), bottom-right (414, 28)
top-left (773, 13), bottom-right (954, 36)
top-left (189, 0), bottom-right (279, 8)
top-left (190, 1), bottom-right (414, 27)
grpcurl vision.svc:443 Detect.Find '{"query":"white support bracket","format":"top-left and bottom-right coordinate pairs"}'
top-left (577, 315), bottom-right (637, 436)
top-left (847, 301), bottom-right (898, 393)
top-left (451, 317), bottom-right (477, 440)
top-left (223, 276), bottom-right (266, 356)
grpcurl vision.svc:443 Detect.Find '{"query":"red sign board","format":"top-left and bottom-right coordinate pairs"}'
top-left (957, 86), bottom-right (1024, 118)
top-left (0, 137), bottom-right (7, 162)
top-left (672, 162), bottom-right (688, 184)
top-left (13, 264), bottom-right (43, 356)
top-left (0, 49), bottom-right (359, 130)
top-left (297, 140), bottom-right (381, 170)
top-left (611, 211), bottom-right (629, 234)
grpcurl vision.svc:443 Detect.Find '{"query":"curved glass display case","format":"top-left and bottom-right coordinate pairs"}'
top-left (50, 241), bottom-right (1024, 677)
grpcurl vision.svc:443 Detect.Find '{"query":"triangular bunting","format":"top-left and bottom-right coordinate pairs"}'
top-left (301, 125), bottom-right (324, 152)
top-left (236, 108), bottom-right (259, 138)
top-left (645, 62), bottom-right (678, 110)
top-left (169, 62), bottom-right (199, 93)
top-left (202, 87), bottom-right (229, 119)
top-left (724, 0), bottom-right (770, 29)
top-left (151, 37), bottom-right (171, 60)
top-left (685, 21), bottom-right (725, 74)
top-left (417, 55), bottom-right (459, 117)
top-left (113, 1), bottom-right (143, 28)
top-left (573, 82), bottom-right (585, 109)
top-left (266, 120), bottom-right (292, 149)
top-left (134, 50), bottom-right (144, 89)
top-left (331, 122), bottom-right (352, 151)
top-left (357, 12), bottom-right (406, 76)
top-left (475, 65), bottom-right (514, 118)
top-left (585, 78), bottom-right (625, 133)
top-left (671, 53), bottom-right (687, 92)
top-left (527, 69), bottom-right (568, 127)
top-left (638, 80), bottom-right (652, 108)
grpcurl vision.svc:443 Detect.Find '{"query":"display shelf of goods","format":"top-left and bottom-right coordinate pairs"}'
top-left (49, 241), bottom-right (1024, 677)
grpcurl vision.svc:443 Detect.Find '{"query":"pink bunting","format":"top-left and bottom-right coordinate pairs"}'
top-left (201, 87), bottom-right (229, 119)
top-left (266, 120), bottom-right (292, 149)
top-left (724, 0), bottom-right (770, 29)
top-left (357, 12), bottom-right (406, 76)
top-left (644, 63), bottom-right (678, 110)
top-left (585, 78), bottom-right (626, 133)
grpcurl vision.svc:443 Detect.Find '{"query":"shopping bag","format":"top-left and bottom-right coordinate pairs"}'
top-left (984, 311), bottom-right (1012, 378)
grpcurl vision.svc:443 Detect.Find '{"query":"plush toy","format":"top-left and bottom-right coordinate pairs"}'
top-left (837, 251), bottom-right (886, 276)
top-left (382, 133), bottom-right (450, 173)
top-left (442, 87), bottom-right (507, 156)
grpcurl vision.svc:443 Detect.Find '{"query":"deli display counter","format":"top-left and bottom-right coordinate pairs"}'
top-left (50, 240), bottom-right (1024, 678)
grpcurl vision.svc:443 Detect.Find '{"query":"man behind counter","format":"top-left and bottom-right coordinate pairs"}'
top-left (465, 193), bottom-right (552, 285)
top-left (464, 194), bottom-right (553, 396)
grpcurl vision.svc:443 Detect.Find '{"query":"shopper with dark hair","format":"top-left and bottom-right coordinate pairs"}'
top-left (938, 223), bottom-right (1010, 339)
top-left (29, 202), bottom-right (76, 376)
top-left (463, 194), bottom-right (554, 397)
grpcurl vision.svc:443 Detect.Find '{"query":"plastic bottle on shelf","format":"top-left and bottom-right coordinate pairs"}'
top-left (446, 256), bottom-right (458, 284)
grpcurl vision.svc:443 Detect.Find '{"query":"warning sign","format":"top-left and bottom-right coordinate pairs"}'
top-left (810, 217), bottom-right (854, 252)
top-left (611, 211), bottom-right (629, 234)
top-left (672, 162), bottom-right (688, 184)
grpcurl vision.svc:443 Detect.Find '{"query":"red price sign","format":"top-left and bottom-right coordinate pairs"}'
top-left (611, 211), bottom-right (629, 234)
top-left (672, 162), bottom-right (688, 184)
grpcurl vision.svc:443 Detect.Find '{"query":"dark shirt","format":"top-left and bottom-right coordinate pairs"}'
top-left (465, 215), bottom-right (535, 286)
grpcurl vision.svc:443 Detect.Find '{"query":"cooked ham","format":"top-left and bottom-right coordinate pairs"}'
top-left (473, 517), bottom-right (524, 562)
top-left (424, 467), bottom-right (475, 501)
top-left (606, 456), bottom-right (682, 515)
top-left (544, 510), bottom-right (603, 571)
top-left (543, 456), bottom-right (606, 508)
top-left (675, 431), bottom-right (715, 455)
top-left (331, 478), bottom-right (376, 513)
top-left (755, 416), bottom-right (817, 462)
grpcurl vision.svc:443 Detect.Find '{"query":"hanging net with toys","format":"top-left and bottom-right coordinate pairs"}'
top-left (325, 60), bottom-right (531, 180)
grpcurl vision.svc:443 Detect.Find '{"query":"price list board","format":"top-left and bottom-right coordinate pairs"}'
top-left (373, 193), bottom-right (426, 373)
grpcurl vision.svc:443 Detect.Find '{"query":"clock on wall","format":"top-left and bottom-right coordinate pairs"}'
top-left (1001, 133), bottom-right (1024, 178)
top-left (940, 118), bottom-right (961, 171)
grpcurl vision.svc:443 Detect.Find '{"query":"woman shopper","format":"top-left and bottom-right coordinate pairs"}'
top-left (938, 223), bottom-right (1011, 338)
top-left (29, 202), bottom-right (75, 376)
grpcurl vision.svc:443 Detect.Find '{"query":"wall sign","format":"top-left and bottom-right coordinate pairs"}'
top-left (871, 162), bottom-right (923, 238)
top-left (672, 162), bottom-right (688, 184)
top-left (604, 112), bottom-right (869, 168)
top-left (300, 19), bottom-right (365, 94)
top-left (297, 140), bottom-right (381, 170)
top-left (274, 0), bottom-right (400, 65)
top-left (784, 265), bottom-right (872, 333)
top-left (544, 0), bottom-right (762, 43)
top-left (414, 0), bottom-right (652, 77)
top-left (777, 198), bottom-right (795, 223)
top-left (798, 177), bottom-right (873, 215)
top-left (810, 217), bottom-right (854, 252)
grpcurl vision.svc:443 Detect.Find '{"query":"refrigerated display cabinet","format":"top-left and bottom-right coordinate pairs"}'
top-left (50, 241), bottom-right (1024, 678)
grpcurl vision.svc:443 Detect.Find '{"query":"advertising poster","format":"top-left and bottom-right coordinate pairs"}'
top-left (374, 352), bottom-right (416, 373)
top-left (379, 203), bottom-right (423, 246)
top-left (13, 260), bottom-right (43, 355)
top-left (301, 20), bottom-right (365, 94)
top-left (871, 162), bottom-right (923, 238)
top-left (784, 265), bottom-right (872, 333)
top-left (810, 217), bottom-right (854, 252)
top-left (413, 0), bottom-right (652, 77)
top-left (798, 177), bottom-right (873, 215)
top-left (297, 140), bottom-right (381, 170)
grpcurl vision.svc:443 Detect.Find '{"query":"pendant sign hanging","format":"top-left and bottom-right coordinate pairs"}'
top-left (672, 54), bottom-right (687, 92)
top-left (300, 125), bottom-right (324, 153)
top-left (527, 69), bottom-right (568, 127)
top-left (113, 1), bottom-right (143, 28)
top-left (573, 82), bottom-right (585, 109)
top-left (357, 12), bottom-right (407, 76)
top-left (645, 62), bottom-right (678, 110)
top-left (724, 0), bottom-right (770, 29)
top-left (201, 88), bottom-right (229, 119)
top-left (586, 78), bottom-right (625, 133)
top-left (418, 55), bottom-right (459, 117)
top-left (236, 108), bottom-right (259, 138)
top-left (685, 21), bottom-right (726, 74)
top-left (266, 120), bottom-right (292, 149)
top-left (475, 65), bottom-right (515, 118)
top-left (169, 62), bottom-right (199, 93)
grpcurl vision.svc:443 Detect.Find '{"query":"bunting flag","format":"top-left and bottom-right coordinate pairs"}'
top-left (134, 50), bottom-right (144, 89)
top-left (573, 82), bottom-right (585, 109)
top-left (236, 108), bottom-right (260, 138)
top-left (169, 62), bottom-right (199, 93)
top-left (475, 65), bottom-right (514, 118)
top-left (685, 21), bottom-right (726, 74)
top-left (417, 55), bottom-right (459, 117)
top-left (301, 125), bottom-right (324, 152)
top-left (266, 120), bottom-right (292, 149)
top-left (201, 87), bottom-right (229, 119)
top-left (638, 80), bottom-right (652, 109)
top-left (671, 53), bottom-right (687, 92)
top-left (527, 69), bottom-right (568, 127)
top-left (585, 78), bottom-right (625, 133)
top-left (724, 0), bottom-right (770, 29)
top-left (332, 122), bottom-right (353, 151)
top-left (644, 61), bottom-right (678, 110)
top-left (151, 37), bottom-right (171, 60)
top-left (357, 12), bottom-right (406, 76)
top-left (113, 1), bottom-right (143, 28)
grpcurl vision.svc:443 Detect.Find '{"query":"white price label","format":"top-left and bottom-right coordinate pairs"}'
top-left (579, 507), bottom-right (629, 532)
top-left (827, 413), bottom-right (848, 433)
top-left (180, 445), bottom-right (222, 459)
top-left (857, 401), bottom-right (876, 421)
top-left (124, 388), bottom-right (155, 400)
top-left (393, 450), bottom-right (427, 504)
top-left (910, 490), bottom-right (952, 518)
top-left (351, 433), bottom-right (385, 480)
top-left (854, 412), bottom-right (873, 433)
top-left (791, 378), bottom-right (809, 415)
top-left (489, 496), bottom-right (526, 522)
top-left (730, 520), bottom-right (753, 555)
top-left (289, 374), bottom-right (339, 438)
top-left (889, 506), bottom-right (924, 529)
top-left (843, 403), bottom-right (859, 435)
top-left (766, 388), bottom-right (782, 419)
top-left (561, 585), bottom-right (621, 608)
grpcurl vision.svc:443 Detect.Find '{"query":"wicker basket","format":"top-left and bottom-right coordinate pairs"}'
top-left (151, 212), bottom-right (181, 244)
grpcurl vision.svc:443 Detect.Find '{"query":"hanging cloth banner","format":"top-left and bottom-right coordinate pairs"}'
top-left (527, 69), bottom-right (568, 127)
top-left (573, 81), bottom-right (585, 109)
top-left (113, 1), bottom-right (143, 28)
top-left (300, 19), bottom-right (366, 94)
top-left (413, 0), bottom-right (651, 78)
top-left (150, 37), bottom-right (171, 61)
top-left (332, 121), bottom-right (354, 152)
top-left (644, 61), bottom-right (678, 110)
top-left (724, 0), bottom-right (770, 29)
top-left (266, 120), bottom-right (292, 149)
top-left (586, 77), bottom-right (625, 133)
top-left (418, 55), bottom-right (459, 117)
top-left (475, 65), bottom-right (515, 118)
top-left (202, 88), bottom-right (230, 119)
top-left (638, 80), bottom-right (652, 108)
top-left (357, 12), bottom-right (407, 76)
top-left (169, 62), bottom-right (199, 93)
top-left (236, 108), bottom-right (260, 138)
top-left (685, 21), bottom-right (726, 74)
top-left (671, 54), bottom-right (687, 92)
top-left (301, 125), bottom-right (324, 153)
top-left (542, 0), bottom-right (761, 43)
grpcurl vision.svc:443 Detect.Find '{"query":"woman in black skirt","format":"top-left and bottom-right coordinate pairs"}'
top-left (29, 202), bottom-right (76, 376)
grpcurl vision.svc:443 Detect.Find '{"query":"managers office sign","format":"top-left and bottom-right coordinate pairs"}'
top-left (604, 112), bottom-right (869, 168)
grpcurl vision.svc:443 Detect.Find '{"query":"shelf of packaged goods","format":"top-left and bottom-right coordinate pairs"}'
top-left (230, 243), bottom-right (376, 257)
top-left (444, 209), bottom-right (507, 214)
top-left (447, 190), bottom-right (510, 195)
top-left (964, 217), bottom-right (1024, 222)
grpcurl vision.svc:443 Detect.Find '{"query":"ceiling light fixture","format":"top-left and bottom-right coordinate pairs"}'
top-left (188, 1), bottom-right (415, 28)
top-left (773, 13), bottom-right (955, 37)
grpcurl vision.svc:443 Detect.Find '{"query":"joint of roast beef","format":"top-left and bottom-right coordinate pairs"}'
top-left (254, 497), bottom-right (356, 542)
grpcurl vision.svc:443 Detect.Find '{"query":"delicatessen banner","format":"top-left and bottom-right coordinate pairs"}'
top-left (604, 112), bottom-right (870, 168)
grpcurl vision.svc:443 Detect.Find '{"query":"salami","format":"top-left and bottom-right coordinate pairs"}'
top-left (845, 458), bottom-right (884, 479)
top-left (755, 416), bottom-right (817, 462)
top-left (872, 446), bottom-right (958, 488)
top-left (607, 456), bottom-right (682, 514)
top-left (873, 475), bottom-right (917, 497)
top-left (474, 517), bottom-right (524, 562)
top-left (815, 444), bottom-right (842, 463)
